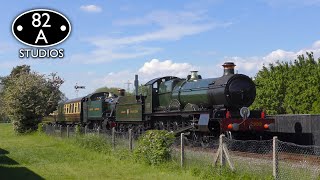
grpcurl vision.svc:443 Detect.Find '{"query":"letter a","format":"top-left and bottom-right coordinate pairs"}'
top-left (35, 29), bottom-right (48, 44)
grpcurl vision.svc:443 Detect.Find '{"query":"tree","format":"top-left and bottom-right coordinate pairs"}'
top-left (251, 52), bottom-right (320, 114)
top-left (1, 66), bottom-right (64, 133)
top-left (95, 87), bottom-right (134, 96)
top-left (0, 65), bottom-right (32, 122)
top-left (138, 84), bottom-right (149, 96)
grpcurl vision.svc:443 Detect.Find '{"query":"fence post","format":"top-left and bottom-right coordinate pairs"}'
top-left (181, 133), bottom-right (185, 168)
top-left (67, 125), bottom-right (69, 138)
top-left (219, 134), bottom-right (225, 167)
top-left (97, 126), bottom-right (100, 136)
top-left (112, 127), bottom-right (115, 150)
top-left (129, 129), bottom-right (133, 151)
top-left (273, 136), bottom-right (279, 180)
top-left (85, 125), bottom-right (88, 134)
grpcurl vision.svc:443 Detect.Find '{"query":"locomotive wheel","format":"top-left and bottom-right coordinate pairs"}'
top-left (200, 136), bottom-right (211, 148)
top-left (189, 131), bottom-right (201, 147)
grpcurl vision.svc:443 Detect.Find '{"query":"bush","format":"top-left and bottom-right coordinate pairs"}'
top-left (134, 130), bottom-right (175, 165)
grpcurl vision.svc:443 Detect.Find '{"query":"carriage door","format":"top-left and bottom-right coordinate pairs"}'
top-left (82, 98), bottom-right (88, 123)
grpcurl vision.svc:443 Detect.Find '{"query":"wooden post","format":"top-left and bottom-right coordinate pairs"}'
top-left (273, 136), bottom-right (279, 180)
top-left (129, 129), bottom-right (133, 151)
top-left (85, 125), bottom-right (88, 134)
top-left (112, 127), bottom-right (115, 150)
top-left (67, 125), bottom-right (69, 138)
top-left (222, 144), bottom-right (235, 171)
top-left (213, 146), bottom-right (221, 166)
top-left (219, 134), bottom-right (225, 166)
top-left (60, 126), bottom-right (62, 137)
top-left (181, 133), bottom-right (185, 168)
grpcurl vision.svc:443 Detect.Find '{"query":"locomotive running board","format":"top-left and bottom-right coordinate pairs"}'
top-left (172, 125), bottom-right (195, 135)
top-left (146, 110), bottom-right (208, 116)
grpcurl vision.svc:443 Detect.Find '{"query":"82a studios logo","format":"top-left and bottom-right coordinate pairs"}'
top-left (12, 9), bottom-right (71, 58)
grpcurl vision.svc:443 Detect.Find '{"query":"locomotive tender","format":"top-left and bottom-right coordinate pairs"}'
top-left (53, 62), bottom-right (274, 141)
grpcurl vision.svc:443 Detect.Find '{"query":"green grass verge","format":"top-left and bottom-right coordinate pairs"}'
top-left (0, 124), bottom-right (270, 179)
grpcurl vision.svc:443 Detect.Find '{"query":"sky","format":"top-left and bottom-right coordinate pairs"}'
top-left (0, 0), bottom-right (320, 99)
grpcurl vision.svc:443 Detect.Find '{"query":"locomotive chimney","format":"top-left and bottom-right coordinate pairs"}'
top-left (222, 62), bottom-right (236, 76)
top-left (118, 89), bottom-right (125, 96)
top-left (134, 74), bottom-right (139, 96)
top-left (190, 71), bottom-right (199, 80)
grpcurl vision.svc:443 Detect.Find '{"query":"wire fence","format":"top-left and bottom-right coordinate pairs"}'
top-left (43, 124), bottom-right (320, 179)
top-left (172, 134), bottom-right (320, 179)
top-left (43, 124), bottom-right (135, 151)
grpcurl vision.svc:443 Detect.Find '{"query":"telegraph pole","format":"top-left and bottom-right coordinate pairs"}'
top-left (125, 80), bottom-right (132, 93)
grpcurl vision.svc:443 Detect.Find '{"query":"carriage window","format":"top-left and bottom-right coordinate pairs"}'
top-left (66, 104), bottom-right (69, 114)
top-left (75, 103), bottom-right (78, 113)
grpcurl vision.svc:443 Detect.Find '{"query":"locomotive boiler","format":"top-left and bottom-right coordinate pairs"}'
top-left (155, 62), bottom-right (256, 111)
top-left (52, 62), bottom-right (274, 142)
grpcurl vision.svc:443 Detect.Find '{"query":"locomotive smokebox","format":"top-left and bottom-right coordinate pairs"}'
top-left (222, 62), bottom-right (236, 76)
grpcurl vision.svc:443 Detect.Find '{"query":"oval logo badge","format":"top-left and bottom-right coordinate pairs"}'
top-left (12, 9), bottom-right (71, 47)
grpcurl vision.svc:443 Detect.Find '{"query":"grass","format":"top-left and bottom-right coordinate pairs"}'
top-left (0, 123), bottom-right (272, 179)
top-left (0, 123), bottom-right (195, 179)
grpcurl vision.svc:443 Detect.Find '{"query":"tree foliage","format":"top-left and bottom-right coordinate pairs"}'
top-left (251, 52), bottom-right (320, 114)
top-left (0, 65), bottom-right (64, 133)
top-left (95, 86), bottom-right (134, 96)
top-left (138, 84), bottom-right (149, 96)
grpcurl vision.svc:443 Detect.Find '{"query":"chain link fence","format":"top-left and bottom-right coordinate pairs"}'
top-left (42, 124), bottom-right (320, 179)
top-left (43, 124), bottom-right (135, 151)
top-left (172, 134), bottom-right (320, 179)
top-left (223, 137), bottom-right (274, 177)
top-left (277, 141), bottom-right (320, 179)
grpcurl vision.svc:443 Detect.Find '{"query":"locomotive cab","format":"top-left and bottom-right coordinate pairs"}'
top-left (144, 76), bottom-right (178, 113)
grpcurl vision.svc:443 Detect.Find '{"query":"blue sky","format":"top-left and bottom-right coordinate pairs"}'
top-left (1, 0), bottom-right (320, 98)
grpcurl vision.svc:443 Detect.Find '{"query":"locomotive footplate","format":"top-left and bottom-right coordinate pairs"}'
top-left (145, 110), bottom-right (207, 117)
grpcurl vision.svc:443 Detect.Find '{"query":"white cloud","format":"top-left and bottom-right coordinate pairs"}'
top-left (80, 5), bottom-right (102, 13)
top-left (221, 40), bottom-right (320, 77)
top-left (138, 59), bottom-right (195, 78)
top-left (72, 10), bottom-right (231, 64)
top-left (89, 59), bottom-right (195, 91)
